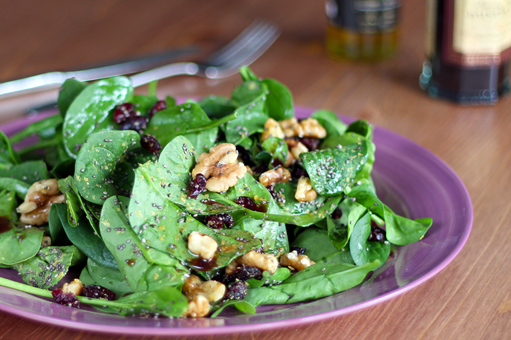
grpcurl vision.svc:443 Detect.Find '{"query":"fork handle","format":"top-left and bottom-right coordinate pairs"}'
top-left (130, 62), bottom-right (200, 87)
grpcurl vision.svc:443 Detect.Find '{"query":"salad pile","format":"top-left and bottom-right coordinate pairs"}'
top-left (0, 67), bottom-right (432, 318)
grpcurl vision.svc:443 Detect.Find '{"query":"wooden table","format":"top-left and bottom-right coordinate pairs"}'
top-left (0, 0), bottom-right (510, 339)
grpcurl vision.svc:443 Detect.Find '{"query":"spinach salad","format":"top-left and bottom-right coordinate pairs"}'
top-left (0, 67), bottom-right (432, 318)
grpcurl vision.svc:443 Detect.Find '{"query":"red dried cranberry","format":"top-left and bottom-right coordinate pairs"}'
top-left (266, 185), bottom-right (277, 200)
top-left (234, 264), bottom-right (263, 281)
top-left (331, 207), bottom-right (343, 219)
top-left (113, 103), bottom-right (135, 124)
top-left (149, 100), bottom-right (167, 117)
top-left (140, 134), bottom-right (162, 155)
top-left (290, 246), bottom-right (306, 255)
top-left (52, 288), bottom-right (81, 308)
top-left (368, 225), bottom-right (386, 242)
top-left (271, 157), bottom-right (284, 168)
top-left (205, 213), bottom-right (234, 229)
top-left (291, 166), bottom-right (308, 179)
top-left (225, 281), bottom-right (248, 300)
top-left (189, 174), bottom-right (207, 199)
top-left (300, 137), bottom-right (321, 151)
top-left (119, 115), bottom-right (148, 133)
top-left (82, 285), bottom-right (116, 300)
top-left (235, 196), bottom-right (267, 212)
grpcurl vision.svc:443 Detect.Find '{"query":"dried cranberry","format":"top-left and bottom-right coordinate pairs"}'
top-left (235, 196), bottom-right (267, 212)
top-left (266, 185), bottom-right (277, 200)
top-left (119, 115), bottom-right (148, 133)
top-left (205, 213), bottom-right (234, 229)
top-left (82, 285), bottom-right (116, 300)
top-left (236, 146), bottom-right (255, 167)
top-left (331, 207), bottom-right (343, 219)
top-left (149, 100), bottom-right (167, 117)
top-left (140, 134), bottom-right (162, 155)
top-left (368, 225), bottom-right (386, 242)
top-left (290, 246), bottom-right (306, 255)
top-left (300, 137), bottom-right (321, 151)
top-left (225, 281), bottom-right (248, 300)
top-left (189, 174), bottom-right (207, 199)
top-left (234, 264), bottom-right (263, 281)
top-left (271, 157), bottom-right (284, 168)
top-left (113, 103), bottom-right (135, 124)
top-left (291, 166), bottom-right (308, 179)
top-left (52, 288), bottom-right (80, 308)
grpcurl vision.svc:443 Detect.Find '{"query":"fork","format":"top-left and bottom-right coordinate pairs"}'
top-left (129, 20), bottom-right (280, 87)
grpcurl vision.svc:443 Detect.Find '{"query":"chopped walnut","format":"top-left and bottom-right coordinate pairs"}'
top-left (280, 118), bottom-right (304, 138)
top-left (280, 251), bottom-right (315, 271)
top-left (295, 176), bottom-right (317, 202)
top-left (300, 118), bottom-right (327, 138)
top-left (17, 179), bottom-right (65, 225)
top-left (261, 118), bottom-right (285, 141)
top-left (225, 250), bottom-right (279, 275)
top-left (187, 231), bottom-right (218, 260)
top-left (191, 143), bottom-right (247, 193)
top-left (284, 149), bottom-right (295, 167)
top-left (62, 279), bottom-right (84, 296)
top-left (183, 294), bottom-right (210, 318)
top-left (182, 275), bottom-right (226, 303)
top-left (280, 118), bottom-right (327, 138)
top-left (285, 139), bottom-right (309, 162)
top-left (41, 236), bottom-right (51, 247)
top-left (259, 167), bottom-right (291, 187)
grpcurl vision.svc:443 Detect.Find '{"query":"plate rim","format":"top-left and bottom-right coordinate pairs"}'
top-left (0, 107), bottom-right (473, 335)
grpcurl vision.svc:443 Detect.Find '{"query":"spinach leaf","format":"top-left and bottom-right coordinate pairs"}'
top-left (0, 161), bottom-right (48, 184)
top-left (311, 110), bottom-right (347, 139)
top-left (0, 131), bottom-right (18, 165)
top-left (244, 260), bottom-right (380, 305)
top-left (261, 78), bottom-right (294, 120)
top-left (145, 102), bottom-right (218, 153)
top-left (301, 141), bottom-right (368, 196)
top-left (55, 203), bottom-right (118, 269)
top-left (349, 211), bottom-right (390, 266)
top-left (211, 300), bottom-right (256, 317)
top-left (58, 78), bottom-right (89, 117)
top-left (63, 76), bottom-right (133, 157)
top-left (246, 268), bottom-right (291, 288)
top-left (346, 120), bottom-right (373, 139)
top-left (327, 201), bottom-right (365, 251)
top-left (384, 206), bottom-right (433, 245)
top-left (85, 258), bottom-right (133, 295)
top-left (57, 176), bottom-right (82, 226)
top-left (260, 137), bottom-right (288, 164)
top-left (48, 204), bottom-right (69, 246)
top-left (291, 227), bottom-right (353, 264)
top-left (345, 184), bottom-right (385, 218)
top-left (74, 130), bottom-right (140, 205)
top-left (0, 177), bottom-right (30, 199)
top-left (128, 169), bottom-right (261, 268)
top-left (14, 245), bottom-right (76, 289)
top-left (274, 182), bottom-right (327, 215)
top-left (0, 190), bottom-right (16, 219)
top-left (128, 94), bottom-right (158, 116)
top-left (223, 82), bottom-right (268, 145)
top-left (0, 225), bottom-right (43, 265)
top-left (8, 115), bottom-right (64, 145)
top-left (198, 95), bottom-right (236, 119)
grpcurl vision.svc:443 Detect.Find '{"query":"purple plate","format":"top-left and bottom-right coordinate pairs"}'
top-left (0, 107), bottom-right (472, 335)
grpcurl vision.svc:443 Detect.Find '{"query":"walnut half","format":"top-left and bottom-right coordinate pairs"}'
top-left (280, 251), bottom-right (315, 271)
top-left (17, 179), bottom-right (65, 225)
top-left (225, 250), bottom-right (279, 275)
top-left (191, 143), bottom-right (247, 193)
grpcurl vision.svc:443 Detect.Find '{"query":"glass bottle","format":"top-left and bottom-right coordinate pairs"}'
top-left (419, 0), bottom-right (511, 105)
top-left (325, 0), bottom-right (401, 62)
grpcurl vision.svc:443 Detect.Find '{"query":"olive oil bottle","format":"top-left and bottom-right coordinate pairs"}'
top-left (419, 0), bottom-right (511, 105)
top-left (325, 0), bottom-right (400, 62)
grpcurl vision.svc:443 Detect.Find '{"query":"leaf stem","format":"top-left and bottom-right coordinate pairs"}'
top-left (185, 112), bottom-right (238, 134)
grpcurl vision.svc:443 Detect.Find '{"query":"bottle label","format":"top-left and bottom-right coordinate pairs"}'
top-left (326, 0), bottom-right (400, 33)
top-left (445, 0), bottom-right (511, 66)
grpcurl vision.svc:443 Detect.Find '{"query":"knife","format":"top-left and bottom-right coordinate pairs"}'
top-left (0, 45), bottom-right (199, 99)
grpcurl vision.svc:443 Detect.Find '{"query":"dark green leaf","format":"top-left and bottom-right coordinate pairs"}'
top-left (0, 226), bottom-right (44, 265)
top-left (85, 258), bottom-right (133, 295)
top-left (198, 95), bottom-right (236, 119)
top-left (63, 76), bottom-right (133, 157)
top-left (261, 78), bottom-right (294, 120)
top-left (74, 130), bottom-right (140, 204)
top-left (310, 110), bottom-right (347, 139)
top-left (9, 115), bottom-right (64, 144)
top-left (128, 94), bottom-right (159, 116)
top-left (384, 206), bottom-right (433, 245)
top-left (211, 300), bottom-right (256, 317)
top-left (349, 211), bottom-right (390, 266)
top-left (58, 78), bottom-right (89, 117)
top-left (301, 141), bottom-right (368, 196)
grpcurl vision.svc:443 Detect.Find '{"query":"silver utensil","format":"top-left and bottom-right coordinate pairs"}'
top-left (0, 46), bottom-right (198, 99)
top-left (130, 20), bottom-right (280, 87)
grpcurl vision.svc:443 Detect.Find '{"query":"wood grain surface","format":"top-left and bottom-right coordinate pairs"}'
top-left (0, 0), bottom-right (510, 339)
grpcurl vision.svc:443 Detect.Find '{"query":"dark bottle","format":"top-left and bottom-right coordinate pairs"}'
top-left (325, 0), bottom-right (401, 62)
top-left (419, 0), bottom-right (511, 105)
